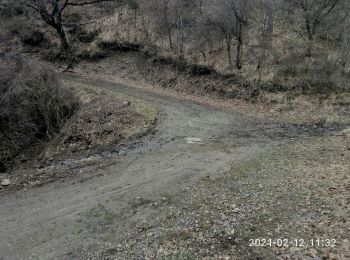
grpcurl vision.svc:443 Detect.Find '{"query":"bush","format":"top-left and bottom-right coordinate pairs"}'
top-left (22, 31), bottom-right (44, 47)
top-left (0, 2), bottom-right (24, 17)
top-left (0, 53), bottom-right (76, 171)
top-left (76, 30), bottom-right (99, 44)
top-left (76, 49), bottom-right (106, 61)
top-left (97, 40), bottom-right (142, 53)
top-left (151, 56), bottom-right (214, 75)
top-left (41, 49), bottom-right (76, 63)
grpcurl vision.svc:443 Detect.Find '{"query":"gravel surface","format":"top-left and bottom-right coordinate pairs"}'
top-left (0, 76), bottom-right (348, 260)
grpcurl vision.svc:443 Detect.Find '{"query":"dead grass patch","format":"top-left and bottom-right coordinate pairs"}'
top-left (228, 136), bottom-right (350, 259)
top-left (44, 78), bottom-right (157, 158)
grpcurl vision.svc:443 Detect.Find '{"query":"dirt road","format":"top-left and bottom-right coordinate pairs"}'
top-left (0, 76), bottom-right (335, 259)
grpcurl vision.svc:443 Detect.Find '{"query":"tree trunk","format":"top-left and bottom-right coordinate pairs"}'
top-left (306, 30), bottom-right (313, 57)
top-left (134, 9), bottom-right (137, 41)
top-left (55, 25), bottom-right (69, 51)
top-left (236, 36), bottom-right (242, 69)
top-left (266, 0), bottom-right (274, 35)
top-left (265, 0), bottom-right (274, 48)
top-left (226, 36), bottom-right (233, 69)
top-left (305, 21), bottom-right (313, 57)
top-left (168, 28), bottom-right (173, 49)
top-left (178, 15), bottom-right (184, 56)
top-left (306, 41), bottom-right (312, 57)
top-left (200, 49), bottom-right (206, 62)
top-left (179, 31), bottom-right (184, 56)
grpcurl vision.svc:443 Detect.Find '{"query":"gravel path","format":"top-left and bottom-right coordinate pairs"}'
top-left (0, 76), bottom-right (331, 259)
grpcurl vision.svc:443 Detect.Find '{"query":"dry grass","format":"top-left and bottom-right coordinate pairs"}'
top-left (44, 78), bottom-right (158, 158)
top-left (73, 51), bottom-right (350, 128)
top-left (227, 135), bottom-right (350, 259)
top-left (248, 91), bottom-right (350, 126)
top-left (62, 79), bottom-right (158, 125)
top-left (102, 135), bottom-right (350, 259)
top-left (0, 53), bottom-right (76, 171)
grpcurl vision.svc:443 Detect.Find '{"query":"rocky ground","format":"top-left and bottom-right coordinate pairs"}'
top-left (101, 135), bottom-right (349, 259)
top-left (0, 74), bottom-right (349, 259)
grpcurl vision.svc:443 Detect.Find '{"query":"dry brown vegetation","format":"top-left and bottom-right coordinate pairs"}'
top-left (0, 53), bottom-right (76, 171)
top-left (1, 0), bottom-right (350, 96)
top-left (89, 0), bottom-right (350, 93)
top-left (45, 79), bottom-right (158, 159)
top-left (111, 135), bottom-right (350, 259)
top-left (73, 51), bottom-right (350, 127)
top-left (0, 78), bottom-right (158, 190)
top-left (0, 2), bottom-right (349, 259)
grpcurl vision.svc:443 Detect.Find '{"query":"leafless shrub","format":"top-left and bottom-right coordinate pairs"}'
top-left (0, 53), bottom-right (76, 171)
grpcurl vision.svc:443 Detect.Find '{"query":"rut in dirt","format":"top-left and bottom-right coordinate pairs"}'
top-left (0, 76), bottom-right (337, 259)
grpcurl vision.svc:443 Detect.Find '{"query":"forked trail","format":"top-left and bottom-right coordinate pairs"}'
top-left (0, 76), bottom-right (331, 259)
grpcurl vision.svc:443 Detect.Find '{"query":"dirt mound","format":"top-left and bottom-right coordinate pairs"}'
top-left (42, 78), bottom-right (158, 160)
top-left (50, 96), bottom-right (144, 155)
top-left (0, 53), bottom-right (76, 171)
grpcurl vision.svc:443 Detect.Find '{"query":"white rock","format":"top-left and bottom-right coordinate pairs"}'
top-left (1, 178), bottom-right (11, 186)
top-left (185, 137), bottom-right (203, 144)
top-left (232, 208), bottom-right (240, 213)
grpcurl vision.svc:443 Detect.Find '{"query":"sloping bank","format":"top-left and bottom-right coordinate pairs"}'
top-left (0, 64), bottom-right (157, 191)
top-left (45, 78), bottom-right (158, 159)
top-left (0, 53), bottom-right (76, 173)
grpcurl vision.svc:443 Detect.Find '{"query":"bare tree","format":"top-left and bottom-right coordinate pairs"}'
top-left (153, 0), bottom-right (175, 49)
top-left (21, 0), bottom-right (119, 50)
top-left (287, 0), bottom-right (341, 56)
top-left (188, 0), bottom-right (203, 13)
top-left (252, 0), bottom-right (277, 69)
top-left (204, 2), bottom-right (234, 69)
top-left (230, 0), bottom-right (250, 69)
top-left (205, 0), bottom-right (250, 69)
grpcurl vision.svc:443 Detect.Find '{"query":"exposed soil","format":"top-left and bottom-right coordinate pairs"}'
top-left (45, 80), bottom-right (153, 158)
top-left (61, 51), bottom-right (349, 129)
top-left (0, 75), bottom-right (348, 260)
top-left (0, 78), bottom-right (157, 192)
top-left (110, 136), bottom-right (349, 259)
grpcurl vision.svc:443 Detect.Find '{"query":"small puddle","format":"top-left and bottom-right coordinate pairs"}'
top-left (185, 137), bottom-right (203, 144)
